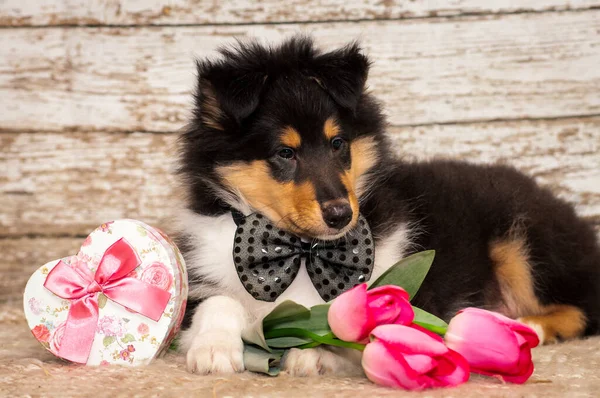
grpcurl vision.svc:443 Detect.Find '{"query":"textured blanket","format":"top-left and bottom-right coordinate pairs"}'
top-left (1, 305), bottom-right (598, 397)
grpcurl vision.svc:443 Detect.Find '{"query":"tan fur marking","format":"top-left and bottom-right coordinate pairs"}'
top-left (281, 127), bottom-right (302, 148)
top-left (347, 136), bottom-right (379, 199)
top-left (520, 305), bottom-right (587, 344)
top-left (491, 238), bottom-right (587, 343)
top-left (339, 136), bottom-right (379, 228)
top-left (491, 238), bottom-right (542, 317)
top-left (339, 174), bottom-right (360, 228)
top-left (200, 81), bottom-right (224, 131)
top-left (217, 161), bottom-right (323, 237)
top-left (324, 118), bottom-right (341, 140)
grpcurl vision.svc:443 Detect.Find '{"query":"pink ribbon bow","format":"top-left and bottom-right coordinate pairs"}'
top-left (43, 238), bottom-right (172, 364)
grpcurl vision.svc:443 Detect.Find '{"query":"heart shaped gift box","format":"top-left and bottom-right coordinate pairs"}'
top-left (24, 219), bottom-right (188, 366)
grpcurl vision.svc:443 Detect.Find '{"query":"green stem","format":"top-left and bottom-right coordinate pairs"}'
top-left (265, 328), bottom-right (365, 351)
top-left (413, 321), bottom-right (447, 336)
top-left (296, 341), bottom-right (323, 349)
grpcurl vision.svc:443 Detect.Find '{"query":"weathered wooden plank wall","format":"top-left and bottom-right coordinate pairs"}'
top-left (1, 1), bottom-right (599, 304)
top-left (2, 1), bottom-right (599, 26)
top-left (2, 120), bottom-right (599, 236)
top-left (2, 12), bottom-right (600, 132)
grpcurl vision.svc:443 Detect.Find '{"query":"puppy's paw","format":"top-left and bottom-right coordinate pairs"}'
top-left (517, 317), bottom-right (552, 345)
top-left (282, 347), bottom-right (363, 377)
top-left (517, 305), bottom-right (586, 345)
top-left (186, 330), bottom-right (244, 374)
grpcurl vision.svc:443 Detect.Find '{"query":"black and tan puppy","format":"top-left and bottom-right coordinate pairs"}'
top-left (175, 36), bottom-right (600, 375)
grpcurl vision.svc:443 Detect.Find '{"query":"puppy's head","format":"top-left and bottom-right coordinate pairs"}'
top-left (179, 36), bottom-right (387, 240)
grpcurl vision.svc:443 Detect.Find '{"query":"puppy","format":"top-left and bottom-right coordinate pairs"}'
top-left (174, 36), bottom-right (600, 376)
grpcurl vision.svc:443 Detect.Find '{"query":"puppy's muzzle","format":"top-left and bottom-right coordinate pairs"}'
top-left (321, 199), bottom-right (353, 230)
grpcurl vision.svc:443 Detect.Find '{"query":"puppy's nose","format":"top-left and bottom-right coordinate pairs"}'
top-left (321, 200), bottom-right (353, 230)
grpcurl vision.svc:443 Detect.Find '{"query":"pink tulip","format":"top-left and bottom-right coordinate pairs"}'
top-left (362, 324), bottom-right (470, 390)
top-left (444, 308), bottom-right (540, 384)
top-left (328, 284), bottom-right (414, 342)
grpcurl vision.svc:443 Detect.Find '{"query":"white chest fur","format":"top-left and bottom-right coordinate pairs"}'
top-left (177, 209), bottom-right (412, 320)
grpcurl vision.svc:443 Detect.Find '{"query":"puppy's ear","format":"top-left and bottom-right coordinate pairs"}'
top-left (195, 60), bottom-right (267, 129)
top-left (310, 43), bottom-right (370, 110)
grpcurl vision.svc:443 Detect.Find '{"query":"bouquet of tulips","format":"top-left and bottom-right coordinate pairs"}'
top-left (242, 251), bottom-right (540, 390)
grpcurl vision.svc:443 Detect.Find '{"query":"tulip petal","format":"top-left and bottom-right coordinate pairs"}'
top-left (367, 285), bottom-right (415, 325)
top-left (465, 345), bottom-right (533, 383)
top-left (328, 284), bottom-right (374, 342)
top-left (501, 340), bottom-right (535, 384)
top-left (446, 308), bottom-right (537, 384)
top-left (364, 326), bottom-right (471, 390)
top-left (396, 298), bottom-right (415, 325)
top-left (371, 324), bottom-right (448, 356)
top-left (434, 354), bottom-right (456, 375)
top-left (445, 310), bottom-right (520, 369)
top-left (484, 310), bottom-right (540, 348)
top-left (410, 323), bottom-right (444, 342)
top-left (460, 308), bottom-right (538, 345)
top-left (403, 353), bottom-right (436, 374)
top-left (363, 339), bottom-right (424, 390)
top-left (368, 285), bottom-right (410, 301)
top-left (434, 349), bottom-right (471, 387)
top-left (510, 323), bottom-right (541, 348)
top-left (470, 357), bottom-right (533, 384)
top-left (502, 358), bottom-right (534, 384)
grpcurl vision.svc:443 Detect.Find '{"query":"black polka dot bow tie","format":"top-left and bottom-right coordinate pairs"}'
top-left (231, 211), bottom-right (375, 302)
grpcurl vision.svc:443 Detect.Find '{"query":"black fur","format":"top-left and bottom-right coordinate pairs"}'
top-left (178, 36), bottom-right (600, 335)
top-left (368, 161), bottom-right (600, 335)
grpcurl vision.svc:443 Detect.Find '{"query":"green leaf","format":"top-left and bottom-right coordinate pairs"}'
top-left (265, 336), bottom-right (312, 348)
top-left (243, 345), bottom-right (284, 376)
top-left (242, 301), bottom-right (310, 351)
top-left (97, 293), bottom-right (108, 309)
top-left (264, 328), bottom-right (365, 351)
top-left (266, 304), bottom-right (331, 336)
top-left (369, 250), bottom-right (435, 299)
top-left (263, 301), bottom-right (311, 329)
top-left (169, 337), bottom-right (179, 351)
top-left (242, 319), bottom-right (270, 351)
top-left (412, 306), bottom-right (448, 335)
top-left (102, 336), bottom-right (115, 347)
top-left (121, 333), bottom-right (136, 344)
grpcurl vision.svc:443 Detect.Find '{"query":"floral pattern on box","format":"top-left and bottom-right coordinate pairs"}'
top-left (24, 219), bottom-right (188, 366)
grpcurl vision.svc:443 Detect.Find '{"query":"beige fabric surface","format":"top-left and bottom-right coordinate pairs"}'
top-left (1, 305), bottom-right (599, 398)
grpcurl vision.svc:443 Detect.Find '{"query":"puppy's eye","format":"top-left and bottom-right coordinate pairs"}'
top-left (277, 148), bottom-right (296, 160)
top-left (331, 137), bottom-right (345, 151)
